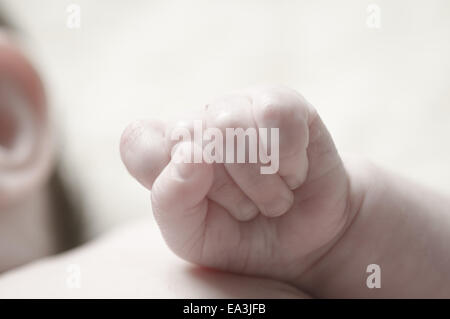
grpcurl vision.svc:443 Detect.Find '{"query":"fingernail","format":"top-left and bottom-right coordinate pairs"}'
top-left (262, 192), bottom-right (294, 217)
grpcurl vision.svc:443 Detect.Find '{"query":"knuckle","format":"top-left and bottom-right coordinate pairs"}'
top-left (257, 86), bottom-right (310, 122)
top-left (206, 95), bottom-right (252, 130)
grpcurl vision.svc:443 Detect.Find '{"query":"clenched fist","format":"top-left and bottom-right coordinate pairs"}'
top-left (120, 86), bottom-right (352, 285)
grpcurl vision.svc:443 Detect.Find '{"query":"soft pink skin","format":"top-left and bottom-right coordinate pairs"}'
top-left (120, 86), bottom-right (353, 283)
top-left (122, 86), bottom-right (450, 298)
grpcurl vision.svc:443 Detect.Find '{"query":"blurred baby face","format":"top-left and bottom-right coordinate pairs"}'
top-left (0, 31), bottom-right (57, 271)
top-left (0, 32), bottom-right (53, 209)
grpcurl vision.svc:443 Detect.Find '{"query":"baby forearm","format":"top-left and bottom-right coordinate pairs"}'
top-left (299, 160), bottom-right (450, 298)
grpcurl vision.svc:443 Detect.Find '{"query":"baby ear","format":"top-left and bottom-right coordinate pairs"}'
top-left (0, 34), bottom-right (54, 206)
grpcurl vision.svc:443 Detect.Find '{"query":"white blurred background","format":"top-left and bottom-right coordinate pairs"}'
top-left (1, 0), bottom-right (449, 239)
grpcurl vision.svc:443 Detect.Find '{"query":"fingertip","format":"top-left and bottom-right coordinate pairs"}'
top-left (283, 175), bottom-right (304, 190)
top-left (236, 199), bottom-right (259, 221)
top-left (119, 120), bottom-right (143, 162)
top-left (120, 119), bottom-right (169, 189)
top-left (260, 189), bottom-right (294, 218)
top-left (170, 142), bottom-right (213, 183)
top-left (152, 142), bottom-right (213, 214)
top-left (279, 151), bottom-right (309, 190)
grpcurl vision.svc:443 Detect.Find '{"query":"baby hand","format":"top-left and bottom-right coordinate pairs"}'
top-left (120, 86), bottom-right (351, 284)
